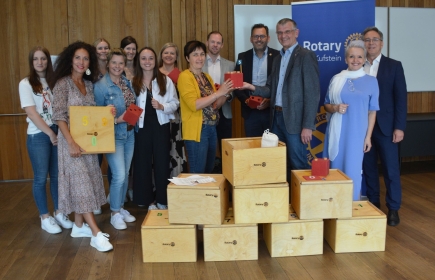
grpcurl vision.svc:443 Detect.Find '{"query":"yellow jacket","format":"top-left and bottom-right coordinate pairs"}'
top-left (177, 69), bottom-right (216, 142)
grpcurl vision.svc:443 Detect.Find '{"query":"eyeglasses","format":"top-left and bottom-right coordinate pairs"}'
top-left (363, 38), bottom-right (382, 43)
top-left (348, 79), bottom-right (354, 92)
top-left (251, 35), bottom-right (267, 40)
top-left (276, 29), bottom-right (297, 36)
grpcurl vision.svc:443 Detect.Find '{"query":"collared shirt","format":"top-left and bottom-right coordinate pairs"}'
top-left (252, 47), bottom-right (268, 86)
top-left (364, 53), bottom-right (382, 77)
top-left (275, 43), bottom-right (298, 107)
top-left (206, 54), bottom-right (221, 84)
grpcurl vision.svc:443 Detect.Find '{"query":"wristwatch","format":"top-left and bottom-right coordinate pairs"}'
top-left (114, 118), bottom-right (118, 124)
top-left (225, 94), bottom-right (231, 100)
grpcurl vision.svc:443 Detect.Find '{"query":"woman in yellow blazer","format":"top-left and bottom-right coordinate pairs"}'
top-left (177, 40), bottom-right (233, 173)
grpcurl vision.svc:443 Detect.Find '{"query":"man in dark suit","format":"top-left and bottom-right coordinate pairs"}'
top-left (362, 26), bottom-right (407, 226)
top-left (241, 18), bottom-right (320, 180)
top-left (234, 23), bottom-right (280, 137)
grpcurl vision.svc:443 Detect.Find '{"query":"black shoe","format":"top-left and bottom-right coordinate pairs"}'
top-left (387, 210), bottom-right (400, 226)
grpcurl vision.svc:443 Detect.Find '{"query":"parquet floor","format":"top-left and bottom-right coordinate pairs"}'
top-left (0, 161), bottom-right (434, 280)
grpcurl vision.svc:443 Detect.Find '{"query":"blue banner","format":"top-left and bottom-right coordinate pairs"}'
top-left (292, 0), bottom-right (375, 161)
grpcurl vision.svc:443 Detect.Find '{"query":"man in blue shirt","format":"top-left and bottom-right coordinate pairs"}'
top-left (234, 23), bottom-right (280, 137)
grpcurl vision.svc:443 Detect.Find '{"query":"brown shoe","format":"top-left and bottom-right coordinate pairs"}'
top-left (387, 210), bottom-right (400, 226)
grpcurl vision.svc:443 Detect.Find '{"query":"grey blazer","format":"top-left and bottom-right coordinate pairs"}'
top-left (254, 45), bottom-right (320, 134)
top-left (202, 56), bottom-right (236, 119)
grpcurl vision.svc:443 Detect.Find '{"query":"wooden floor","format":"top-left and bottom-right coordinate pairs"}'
top-left (1, 161), bottom-right (434, 280)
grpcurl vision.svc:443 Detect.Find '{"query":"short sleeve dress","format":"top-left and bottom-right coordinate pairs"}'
top-left (52, 76), bottom-right (106, 214)
top-left (323, 74), bottom-right (379, 200)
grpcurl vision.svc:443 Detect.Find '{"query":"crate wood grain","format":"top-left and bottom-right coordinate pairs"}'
top-left (141, 210), bottom-right (196, 262)
top-left (324, 201), bottom-right (387, 253)
top-left (232, 182), bottom-right (289, 224)
top-left (291, 169), bottom-right (353, 219)
top-left (222, 137), bottom-right (286, 186)
top-left (69, 106), bottom-right (115, 154)
top-left (167, 174), bottom-right (229, 225)
top-left (203, 215), bottom-right (257, 261)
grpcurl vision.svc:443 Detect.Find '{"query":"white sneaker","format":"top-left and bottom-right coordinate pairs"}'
top-left (148, 204), bottom-right (158, 210)
top-left (157, 203), bottom-right (168, 210)
top-left (93, 208), bottom-right (102, 215)
top-left (90, 232), bottom-right (113, 252)
top-left (54, 212), bottom-right (74, 229)
top-left (120, 208), bottom-right (136, 222)
top-left (127, 189), bottom-right (134, 201)
top-left (110, 213), bottom-right (127, 230)
top-left (71, 223), bottom-right (93, 238)
top-left (41, 216), bottom-right (62, 234)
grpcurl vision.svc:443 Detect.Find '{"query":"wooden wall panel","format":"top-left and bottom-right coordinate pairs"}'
top-left (0, 0), bottom-right (434, 180)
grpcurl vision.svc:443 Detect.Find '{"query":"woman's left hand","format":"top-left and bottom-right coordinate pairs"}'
top-left (107, 104), bottom-right (116, 117)
top-left (363, 137), bottom-right (372, 153)
top-left (151, 98), bottom-right (164, 110)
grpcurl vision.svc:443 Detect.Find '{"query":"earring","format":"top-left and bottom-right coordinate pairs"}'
top-left (86, 68), bottom-right (91, 75)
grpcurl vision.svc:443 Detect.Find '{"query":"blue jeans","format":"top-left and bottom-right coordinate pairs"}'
top-left (27, 125), bottom-right (59, 216)
top-left (185, 124), bottom-right (217, 173)
top-left (106, 129), bottom-right (135, 211)
top-left (271, 111), bottom-right (310, 180)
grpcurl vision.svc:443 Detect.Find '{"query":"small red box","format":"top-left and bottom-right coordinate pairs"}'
top-left (311, 158), bottom-right (330, 177)
top-left (224, 72), bottom-right (243, 87)
top-left (247, 96), bottom-right (263, 109)
top-left (123, 103), bottom-right (143, 126)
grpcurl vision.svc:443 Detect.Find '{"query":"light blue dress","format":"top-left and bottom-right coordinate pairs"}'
top-left (323, 74), bottom-right (379, 200)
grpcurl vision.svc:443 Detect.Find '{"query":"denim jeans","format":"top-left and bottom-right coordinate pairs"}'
top-left (184, 124), bottom-right (217, 173)
top-left (271, 111), bottom-right (310, 180)
top-left (106, 129), bottom-right (135, 211)
top-left (26, 125), bottom-right (59, 216)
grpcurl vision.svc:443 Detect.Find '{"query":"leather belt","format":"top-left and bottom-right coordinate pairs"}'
top-left (127, 124), bottom-right (134, 131)
top-left (275, 106), bottom-right (283, 112)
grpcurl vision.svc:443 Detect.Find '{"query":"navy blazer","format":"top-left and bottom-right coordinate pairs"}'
top-left (234, 47), bottom-right (280, 119)
top-left (254, 45), bottom-right (320, 134)
top-left (375, 55), bottom-right (407, 136)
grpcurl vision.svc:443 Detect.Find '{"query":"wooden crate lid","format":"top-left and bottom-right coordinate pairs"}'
top-left (350, 201), bottom-right (386, 219)
top-left (203, 215), bottom-right (256, 228)
top-left (141, 210), bottom-right (195, 229)
top-left (167, 173), bottom-right (227, 190)
top-left (232, 182), bottom-right (288, 189)
top-left (222, 137), bottom-right (286, 150)
top-left (291, 169), bottom-right (352, 184)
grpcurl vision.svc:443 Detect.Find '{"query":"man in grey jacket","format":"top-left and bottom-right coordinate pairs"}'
top-left (241, 18), bottom-right (320, 181)
top-left (202, 31), bottom-right (235, 172)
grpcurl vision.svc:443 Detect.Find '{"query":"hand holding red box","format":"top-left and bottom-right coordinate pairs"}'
top-left (311, 158), bottom-right (330, 177)
top-left (246, 96), bottom-right (264, 109)
top-left (123, 103), bottom-right (144, 126)
top-left (224, 71), bottom-right (243, 87)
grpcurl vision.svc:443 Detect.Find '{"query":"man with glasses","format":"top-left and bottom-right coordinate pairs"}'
top-left (234, 23), bottom-right (280, 137)
top-left (241, 18), bottom-right (320, 181)
top-left (362, 26), bottom-right (407, 226)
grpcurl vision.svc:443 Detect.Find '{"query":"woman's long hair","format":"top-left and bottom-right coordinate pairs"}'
top-left (50, 41), bottom-right (98, 89)
top-left (132, 47), bottom-right (167, 97)
top-left (27, 46), bottom-right (54, 93)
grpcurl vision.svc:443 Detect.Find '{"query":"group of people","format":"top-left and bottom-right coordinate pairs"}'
top-left (19, 18), bottom-right (406, 253)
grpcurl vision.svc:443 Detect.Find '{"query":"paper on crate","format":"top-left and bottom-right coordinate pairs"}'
top-left (168, 175), bottom-right (216, 185)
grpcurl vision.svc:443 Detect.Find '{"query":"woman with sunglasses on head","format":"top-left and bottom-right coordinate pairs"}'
top-left (19, 46), bottom-right (73, 234)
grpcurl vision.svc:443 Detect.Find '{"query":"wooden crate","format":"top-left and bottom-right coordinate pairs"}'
top-left (203, 214), bottom-right (258, 261)
top-left (232, 182), bottom-right (289, 224)
top-left (263, 205), bottom-right (323, 257)
top-left (324, 201), bottom-right (387, 253)
top-left (222, 137), bottom-right (286, 186)
top-left (167, 174), bottom-right (229, 225)
top-left (141, 210), bottom-right (196, 262)
top-left (291, 169), bottom-right (353, 219)
top-left (69, 106), bottom-right (115, 154)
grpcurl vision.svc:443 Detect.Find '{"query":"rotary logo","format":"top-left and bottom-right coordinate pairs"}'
top-left (205, 193), bottom-right (218, 198)
top-left (344, 33), bottom-right (363, 48)
top-left (162, 242), bottom-right (175, 246)
top-left (224, 240), bottom-right (237, 245)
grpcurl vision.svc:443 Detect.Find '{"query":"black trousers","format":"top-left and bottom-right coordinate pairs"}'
top-left (133, 115), bottom-right (170, 206)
